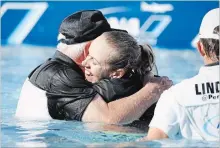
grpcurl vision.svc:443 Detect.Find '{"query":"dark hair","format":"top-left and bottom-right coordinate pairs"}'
top-left (103, 31), bottom-right (155, 76)
top-left (200, 25), bottom-right (219, 60)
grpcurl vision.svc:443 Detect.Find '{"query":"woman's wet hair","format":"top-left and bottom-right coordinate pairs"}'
top-left (103, 31), bottom-right (155, 76)
top-left (200, 25), bottom-right (219, 61)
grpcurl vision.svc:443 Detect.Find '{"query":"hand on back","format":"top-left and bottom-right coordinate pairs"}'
top-left (143, 75), bottom-right (173, 103)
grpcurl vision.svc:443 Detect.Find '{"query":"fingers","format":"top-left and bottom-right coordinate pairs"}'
top-left (146, 76), bottom-right (173, 96)
top-left (141, 76), bottom-right (173, 104)
top-left (149, 76), bottom-right (173, 86)
top-left (160, 76), bottom-right (173, 88)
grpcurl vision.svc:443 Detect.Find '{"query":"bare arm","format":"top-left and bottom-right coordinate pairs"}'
top-left (82, 76), bottom-right (172, 124)
top-left (145, 128), bottom-right (168, 140)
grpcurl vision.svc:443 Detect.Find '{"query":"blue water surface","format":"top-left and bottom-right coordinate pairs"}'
top-left (1, 45), bottom-right (218, 147)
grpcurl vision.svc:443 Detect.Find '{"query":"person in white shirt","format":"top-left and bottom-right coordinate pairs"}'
top-left (142, 8), bottom-right (219, 141)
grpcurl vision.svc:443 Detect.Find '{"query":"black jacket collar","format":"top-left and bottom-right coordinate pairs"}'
top-left (53, 50), bottom-right (84, 75)
top-left (53, 50), bottom-right (76, 65)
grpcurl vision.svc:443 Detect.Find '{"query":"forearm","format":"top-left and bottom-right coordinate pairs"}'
top-left (138, 128), bottom-right (168, 141)
top-left (83, 83), bottom-right (159, 124)
top-left (106, 84), bottom-right (158, 124)
top-left (144, 128), bottom-right (168, 141)
top-left (82, 76), bottom-right (172, 124)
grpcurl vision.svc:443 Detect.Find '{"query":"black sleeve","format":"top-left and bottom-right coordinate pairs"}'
top-left (93, 76), bottom-right (156, 122)
top-left (93, 77), bottom-right (142, 103)
top-left (47, 67), bottom-right (97, 121)
top-left (92, 79), bottom-right (118, 103)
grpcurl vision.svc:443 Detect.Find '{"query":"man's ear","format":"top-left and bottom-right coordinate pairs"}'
top-left (110, 69), bottom-right (126, 79)
top-left (84, 41), bottom-right (92, 57)
top-left (75, 41), bottom-right (92, 66)
top-left (197, 41), bottom-right (206, 57)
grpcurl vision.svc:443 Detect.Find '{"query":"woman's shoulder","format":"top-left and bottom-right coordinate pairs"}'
top-left (93, 73), bottom-right (143, 102)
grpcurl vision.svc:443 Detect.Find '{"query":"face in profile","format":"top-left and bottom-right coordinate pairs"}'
top-left (82, 35), bottom-right (113, 83)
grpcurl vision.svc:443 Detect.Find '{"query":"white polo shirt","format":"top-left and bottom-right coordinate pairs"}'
top-left (149, 64), bottom-right (219, 141)
top-left (15, 78), bottom-right (52, 120)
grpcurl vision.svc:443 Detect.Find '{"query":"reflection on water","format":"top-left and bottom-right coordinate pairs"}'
top-left (87, 139), bottom-right (219, 148)
top-left (83, 122), bottom-right (146, 134)
top-left (2, 119), bottom-right (144, 147)
top-left (15, 121), bottom-right (50, 147)
top-left (1, 45), bottom-right (218, 147)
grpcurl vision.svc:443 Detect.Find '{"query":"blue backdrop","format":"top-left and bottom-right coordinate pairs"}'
top-left (1, 1), bottom-right (218, 49)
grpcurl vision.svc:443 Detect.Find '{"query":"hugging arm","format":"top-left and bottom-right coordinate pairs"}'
top-left (82, 76), bottom-right (172, 124)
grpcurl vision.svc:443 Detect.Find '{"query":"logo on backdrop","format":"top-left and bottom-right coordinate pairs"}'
top-left (1, 2), bottom-right (174, 46)
top-left (1, 2), bottom-right (199, 47)
top-left (0, 2), bottom-right (48, 45)
top-left (100, 2), bottom-right (173, 46)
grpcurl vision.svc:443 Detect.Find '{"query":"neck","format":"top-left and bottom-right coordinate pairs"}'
top-left (57, 43), bottom-right (72, 59)
top-left (57, 48), bottom-right (71, 58)
top-left (204, 57), bottom-right (219, 65)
